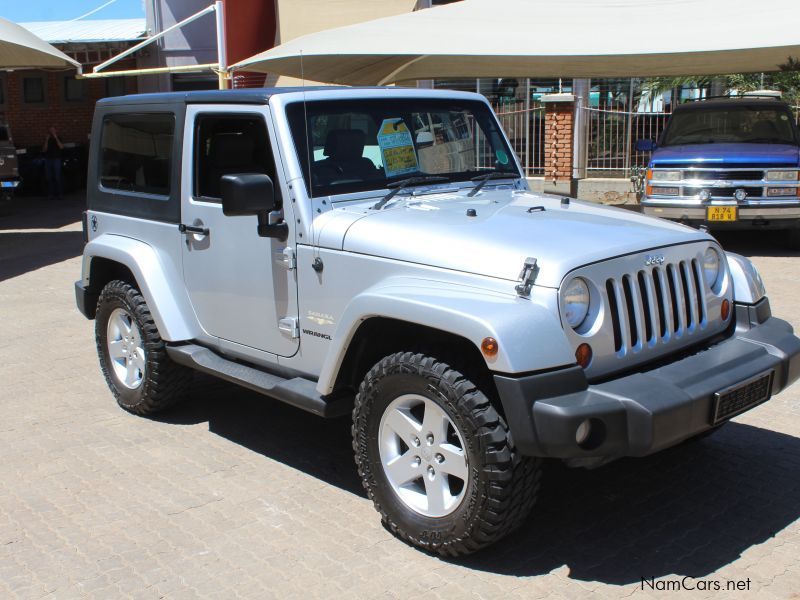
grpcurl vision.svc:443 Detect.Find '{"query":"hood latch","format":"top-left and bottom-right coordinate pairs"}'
top-left (515, 257), bottom-right (538, 298)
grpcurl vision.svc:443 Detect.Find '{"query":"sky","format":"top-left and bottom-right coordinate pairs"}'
top-left (1, 0), bottom-right (145, 22)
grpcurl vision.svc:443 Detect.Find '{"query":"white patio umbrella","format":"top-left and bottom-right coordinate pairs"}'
top-left (0, 16), bottom-right (80, 69)
top-left (233, 0), bottom-right (800, 85)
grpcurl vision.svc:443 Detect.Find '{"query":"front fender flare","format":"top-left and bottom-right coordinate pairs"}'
top-left (317, 278), bottom-right (574, 395)
top-left (82, 234), bottom-right (198, 342)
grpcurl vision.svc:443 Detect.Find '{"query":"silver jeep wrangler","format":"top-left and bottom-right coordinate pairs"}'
top-left (76, 87), bottom-right (800, 556)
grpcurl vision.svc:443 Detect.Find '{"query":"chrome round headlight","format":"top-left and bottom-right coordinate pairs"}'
top-left (703, 248), bottom-right (721, 288)
top-left (561, 277), bottom-right (590, 329)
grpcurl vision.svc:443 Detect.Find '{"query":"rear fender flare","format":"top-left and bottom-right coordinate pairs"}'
top-left (82, 234), bottom-right (198, 342)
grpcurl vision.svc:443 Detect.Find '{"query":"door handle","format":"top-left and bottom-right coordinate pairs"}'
top-left (178, 223), bottom-right (209, 236)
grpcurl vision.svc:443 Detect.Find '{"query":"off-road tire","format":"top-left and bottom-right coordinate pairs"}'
top-left (352, 352), bottom-right (540, 556)
top-left (95, 280), bottom-right (191, 415)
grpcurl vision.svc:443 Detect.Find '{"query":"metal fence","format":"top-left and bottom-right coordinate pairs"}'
top-left (584, 106), bottom-right (672, 176)
top-left (490, 99), bottom-right (546, 176)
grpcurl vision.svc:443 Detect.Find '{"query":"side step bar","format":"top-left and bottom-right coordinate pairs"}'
top-left (166, 344), bottom-right (352, 418)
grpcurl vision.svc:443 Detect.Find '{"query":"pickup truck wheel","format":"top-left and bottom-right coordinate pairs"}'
top-left (95, 280), bottom-right (191, 415)
top-left (352, 352), bottom-right (540, 556)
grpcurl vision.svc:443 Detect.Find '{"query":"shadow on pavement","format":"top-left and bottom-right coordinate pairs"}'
top-left (0, 193), bottom-right (86, 282)
top-left (715, 230), bottom-right (800, 258)
top-left (158, 375), bottom-right (365, 497)
top-left (454, 422), bottom-right (800, 584)
top-left (0, 230), bottom-right (85, 283)
top-left (157, 379), bottom-right (800, 584)
top-left (0, 193), bottom-right (85, 231)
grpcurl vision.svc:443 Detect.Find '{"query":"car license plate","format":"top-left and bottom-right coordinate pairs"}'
top-left (706, 205), bottom-right (738, 222)
top-left (712, 371), bottom-right (773, 424)
top-left (1, 181), bottom-right (14, 188)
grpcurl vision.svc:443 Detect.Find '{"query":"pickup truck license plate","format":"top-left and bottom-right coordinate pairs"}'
top-left (712, 371), bottom-right (773, 424)
top-left (706, 206), bottom-right (738, 222)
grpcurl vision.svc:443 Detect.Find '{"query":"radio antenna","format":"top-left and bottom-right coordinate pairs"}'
top-left (300, 50), bottom-right (319, 259)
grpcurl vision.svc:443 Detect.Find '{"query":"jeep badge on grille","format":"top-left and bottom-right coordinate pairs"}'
top-left (645, 254), bottom-right (665, 266)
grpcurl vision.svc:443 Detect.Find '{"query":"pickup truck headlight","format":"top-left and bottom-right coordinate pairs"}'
top-left (650, 170), bottom-right (682, 181)
top-left (561, 277), bottom-right (590, 329)
top-left (766, 170), bottom-right (799, 181)
top-left (703, 248), bottom-right (721, 289)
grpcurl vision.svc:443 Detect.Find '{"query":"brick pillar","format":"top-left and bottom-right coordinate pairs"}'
top-left (542, 93), bottom-right (576, 195)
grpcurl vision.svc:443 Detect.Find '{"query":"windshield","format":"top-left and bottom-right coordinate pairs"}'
top-left (661, 105), bottom-right (799, 147)
top-left (286, 98), bottom-right (520, 197)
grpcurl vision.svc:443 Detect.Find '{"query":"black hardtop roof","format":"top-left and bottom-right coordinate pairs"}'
top-left (96, 86), bottom-right (353, 107)
top-left (674, 96), bottom-right (791, 112)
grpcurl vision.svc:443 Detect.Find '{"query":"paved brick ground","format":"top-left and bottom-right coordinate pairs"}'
top-left (1, 196), bottom-right (799, 599)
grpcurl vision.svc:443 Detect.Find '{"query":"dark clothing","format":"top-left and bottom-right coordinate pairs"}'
top-left (45, 157), bottom-right (63, 200)
top-left (45, 136), bottom-right (62, 159)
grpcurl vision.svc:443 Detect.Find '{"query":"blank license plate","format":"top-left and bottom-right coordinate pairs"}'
top-left (706, 206), bottom-right (738, 222)
top-left (712, 371), bottom-right (773, 424)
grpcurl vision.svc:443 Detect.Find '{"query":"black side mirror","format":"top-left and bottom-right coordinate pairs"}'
top-left (220, 173), bottom-right (287, 240)
top-left (221, 173), bottom-right (275, 216)
top-left (635, 139), bottom-right (657, 152)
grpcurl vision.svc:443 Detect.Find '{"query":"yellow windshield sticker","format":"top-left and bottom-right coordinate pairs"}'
top-left (377, 118), bottom-right (418, 178)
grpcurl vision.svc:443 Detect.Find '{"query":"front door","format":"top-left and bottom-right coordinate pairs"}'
top-left (180, 105), bottom-right (298, 357)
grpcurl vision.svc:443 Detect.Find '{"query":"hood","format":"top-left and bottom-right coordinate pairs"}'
top-left (338, 190), bottom-right (708, 288)
top-left (651, 143), bottom-right (800, 166)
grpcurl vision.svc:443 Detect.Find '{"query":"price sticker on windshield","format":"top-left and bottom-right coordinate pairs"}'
top-left (377, 118), bottom-right (419, 178)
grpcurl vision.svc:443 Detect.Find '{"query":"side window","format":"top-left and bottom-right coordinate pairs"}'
top-left (99, 113), bottom-right (174, 196)
top-left (193, 114), bottom-right (278, 202)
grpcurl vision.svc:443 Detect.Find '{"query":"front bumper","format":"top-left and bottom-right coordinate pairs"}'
top-left (495, 299), bottom-right (800, 464)
top-left (642, 202), bottom-right (800, 228)
top-left (75, 280), bottom-right (98, 320)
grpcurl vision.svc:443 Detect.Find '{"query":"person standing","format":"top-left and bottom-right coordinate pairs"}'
top-left (43, 126), bottom-right (64, 200)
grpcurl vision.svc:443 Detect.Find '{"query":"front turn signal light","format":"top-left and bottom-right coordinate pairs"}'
top-left (575, 343), bottom-right (593, 369)
top-left (481, 337), bottom-right (499, 358)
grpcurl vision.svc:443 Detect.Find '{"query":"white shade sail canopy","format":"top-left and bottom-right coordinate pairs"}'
top-left (0, 16), bottom-right (81, 69)
top-left (233, 0), bottom-right (800, 85)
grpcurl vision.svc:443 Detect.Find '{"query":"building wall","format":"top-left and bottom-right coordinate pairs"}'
top-left (141, 0), bottom-right (221, 92)
top-left (0, 61), bottom-right (138, 149)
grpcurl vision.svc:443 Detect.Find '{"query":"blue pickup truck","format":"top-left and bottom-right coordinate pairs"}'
top-left (639, 97), bottom-right (800, 243)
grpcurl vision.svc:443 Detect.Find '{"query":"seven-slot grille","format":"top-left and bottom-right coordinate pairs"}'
top-left (605, 258), bottom-right (707, 355)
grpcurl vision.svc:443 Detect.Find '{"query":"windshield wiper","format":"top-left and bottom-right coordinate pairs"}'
top-left (468, 171), bottom-right (517, 197)
top-left (372, 176), bottom-right (450, 210)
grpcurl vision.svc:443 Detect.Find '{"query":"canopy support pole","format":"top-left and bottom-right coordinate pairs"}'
top-left (572, 78), bottom-right (590, 180)
top-left (84, 2), bottom-right (228, 88)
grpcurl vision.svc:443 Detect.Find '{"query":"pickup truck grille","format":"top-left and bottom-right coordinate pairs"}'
top-left (683, 186), bottom-right (764, 198)
top-left (605, 259), bottom-right (706, 354)
top-left (688, 170), bottom-right (764, 181)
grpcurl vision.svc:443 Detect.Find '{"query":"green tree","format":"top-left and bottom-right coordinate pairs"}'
top-left (640, 57), bottom-right (800, 106)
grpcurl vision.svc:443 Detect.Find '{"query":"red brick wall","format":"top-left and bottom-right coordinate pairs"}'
top-left (2, 63), bottom-right (138, 149)
top-left (544, 101), bottom-right (574, 182)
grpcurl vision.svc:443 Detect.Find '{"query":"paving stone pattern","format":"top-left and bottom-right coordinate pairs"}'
top-left (1, 197), bottom-right (799, 598)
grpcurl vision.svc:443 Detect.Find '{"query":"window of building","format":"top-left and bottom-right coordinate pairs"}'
top-left (23, 76), bottom-right (45, 103)
top-left (64, 76), bottom-right (86, 101)
top-left (193, 114), bottom-right (276, 201)
top-left (105, 77), bottom-right (127, 98)
top-left (100, 113), bottom-right (175, 196)
top-left (0, 75), bottom-right (6, 106)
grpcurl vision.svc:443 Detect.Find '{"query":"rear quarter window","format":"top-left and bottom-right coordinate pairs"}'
top-left (100, 113), bottom-right (175, 196)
